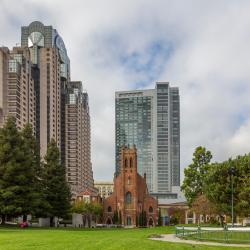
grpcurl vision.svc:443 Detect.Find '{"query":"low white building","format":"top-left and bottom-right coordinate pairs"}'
top-left (94, 181), bottom-right (114, 199)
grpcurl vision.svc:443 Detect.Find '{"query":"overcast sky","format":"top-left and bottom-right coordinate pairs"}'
top-left (1, 0), bottom-right (250, 182)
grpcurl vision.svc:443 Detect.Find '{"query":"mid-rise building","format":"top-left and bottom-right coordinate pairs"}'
top-left (115, 82), bottom-right (180, 201)
top-left (94, 181), bottom-right (114, 198)
top-left (65, 81), bottom-right (94, 196)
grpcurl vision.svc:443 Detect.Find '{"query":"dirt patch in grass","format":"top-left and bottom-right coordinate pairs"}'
top-left (148, 234), bottom-right (163, 238)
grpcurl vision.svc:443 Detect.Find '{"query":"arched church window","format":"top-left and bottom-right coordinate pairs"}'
top-left (125, 192), bottom-right (132, 204)
top-left (130, 157), bottom-right (133, 168)
top-left (125, 158), bottom-right (128, 168)
top-left (149, 206), bottom-right (153, 213)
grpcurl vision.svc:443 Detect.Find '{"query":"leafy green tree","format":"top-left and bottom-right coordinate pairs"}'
top-left (71, 200), bottom-right (85, 214)
top-left (0, 118), bottom-right (38, 221)
top-left (71, 201), bottom-right (102, 227)
top-left (113, 210), bottom-right (119, 224)
top-left (138, 212), bottom-right (143, 227)
top-left (84, 203), bottom-right (92, 227)
top-left (92, 203), bottom-right (103, 224)
top-left (0, 117), bottom-right (21, 222)
top-left (168, 207), bottom-right (185, 225)
top-left (43, 139), bottom-right (71, 226)
top-left (118, 210), bottom-right (122, 224)
top-left (138, 211), bottom-right (147, 227)
top-left (204, 155), bottom-right (250, 220)
top-left (191, 194), bottom-right (218, 224)
top-left (181, 146), bottom-right (212, 205)
top-left (204, 160), bottom-right (237, 224)
top-left (21, 124), bottom-right (49, 219)
top-left (71, 201), bottom-right (88, 226)
top-left (158, 209), bottom-right (162, 226)
top-left (233, 154), bottom-right (250, 216)
top-left (143, 211), bottom-right (147, 226)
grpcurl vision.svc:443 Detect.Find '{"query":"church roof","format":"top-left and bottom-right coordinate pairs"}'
top-left (77, 188), bottom-right (98, 197)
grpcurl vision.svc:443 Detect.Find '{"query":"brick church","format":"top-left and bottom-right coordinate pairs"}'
top-left (103, 146), bottom-right (158, 227)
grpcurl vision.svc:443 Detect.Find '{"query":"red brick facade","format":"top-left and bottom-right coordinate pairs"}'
top-left (103, 146), bottom-right (158, 226)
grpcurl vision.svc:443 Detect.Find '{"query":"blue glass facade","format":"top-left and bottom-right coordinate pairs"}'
top-left (115, 92), bottom-right (153, 192)
top-left (116, 83), bottom-right (180, 195)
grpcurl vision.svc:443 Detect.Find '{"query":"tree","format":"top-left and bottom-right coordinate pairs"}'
top-left (71, 200), bottom-right (85, 214)
top-left (113, 210), bottom-right (119, 224)
top-left (71, 201), bottom-right (90, 227)
top-left (21, 124), bottom-right (49, 219)
top-left (138, 212), bottom-right (143, 227)
top-left (71, 201), bottom-right (87, 227)
top-left (204, 155), bottom-right (250, 220)
top-left (191, 194), bottom-right (218, 224)
top-left (168, 207), bottom-right (185, 225)
top-left (43, 139), bottom-right (71, 226)
top-left (181, 146), bottom-right (212, 205)
top-left (138, 211), bottom-right (147, 227)
top-left (235, 154), bottom-right (250, 217)
top-left (0, 118), bottom-right (39, 222)
top-left (71, 201), bottom-right (102, 227)
top-left (158, 209), bottom-right (162, 226)
top-left (118, 210), bottom-right (122, 225)
top-left (92, 203), bottom-right (103, 224)
top-left (204, 159), bottom-right (241, 224)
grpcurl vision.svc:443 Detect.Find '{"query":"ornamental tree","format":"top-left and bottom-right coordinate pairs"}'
top-left (181, 146), bottom-right (212, 205)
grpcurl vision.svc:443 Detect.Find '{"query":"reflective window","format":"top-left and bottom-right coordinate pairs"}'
top-left (69, 94), bottom-right (76, 104)
top-left (28, 32), bottom-right (44, 47)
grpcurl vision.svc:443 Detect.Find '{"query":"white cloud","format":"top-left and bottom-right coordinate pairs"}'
top-left (1, 0), bottom-right (250, 182)
top-left (227, 119), bottom-right (250, 157)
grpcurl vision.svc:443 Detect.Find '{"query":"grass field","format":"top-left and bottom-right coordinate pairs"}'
top-left (0, 226), bottom-right (249, 250)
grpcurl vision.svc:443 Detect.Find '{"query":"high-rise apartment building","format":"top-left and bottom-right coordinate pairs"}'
top-left (65, 81), bottom-right (94, 196)
top-left (0, 47), bottom-right (10, 128)
top-left (21, 21), bottom-right (70, 159)
top-left (0, 21), bottom-right (94, 195)
top-left (0, 47), bottom-right (36, 133)
top-left (115, 82), bottom-right (180, 199)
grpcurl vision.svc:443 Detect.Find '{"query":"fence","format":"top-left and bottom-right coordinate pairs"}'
top-left (175, 226), bottom-right (250, 244)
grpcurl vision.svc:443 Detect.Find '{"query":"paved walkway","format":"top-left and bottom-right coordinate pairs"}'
top-left (150, 234), bottom-right (250, 248)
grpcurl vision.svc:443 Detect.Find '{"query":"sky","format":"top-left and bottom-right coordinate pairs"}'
top-left (1, 0), bottom-right (250, 182)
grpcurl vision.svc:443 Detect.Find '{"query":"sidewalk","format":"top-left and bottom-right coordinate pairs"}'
top-left (150, 234), bottom-right (250, 248)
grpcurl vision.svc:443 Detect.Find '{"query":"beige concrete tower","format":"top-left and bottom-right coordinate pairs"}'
top-left (0, 47), bottom-right (36, 133)
top-left (39, 47), bottom-right (62, 156)
top-left (21, 21), bottom-right (70, 159)
top-left (0, 47), bottom-right (9, 127)
top-left (65, 81), bottom-right (94, 197)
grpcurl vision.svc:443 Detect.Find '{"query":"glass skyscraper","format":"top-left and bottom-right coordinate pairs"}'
top-left (115, 82), bottom-right (180, 196)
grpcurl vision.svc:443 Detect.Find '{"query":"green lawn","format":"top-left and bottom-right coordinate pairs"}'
top-left (0, 226), bottom-right (249, 250)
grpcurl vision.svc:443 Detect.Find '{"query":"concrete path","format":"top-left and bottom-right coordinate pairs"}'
top-left (150, 234), bottom-right (250, 248)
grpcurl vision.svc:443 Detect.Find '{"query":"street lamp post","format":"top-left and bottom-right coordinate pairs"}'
top-left (229, 165), bottom-right (235, 228)
top-left (231, 172), bottom-right (234, 227)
